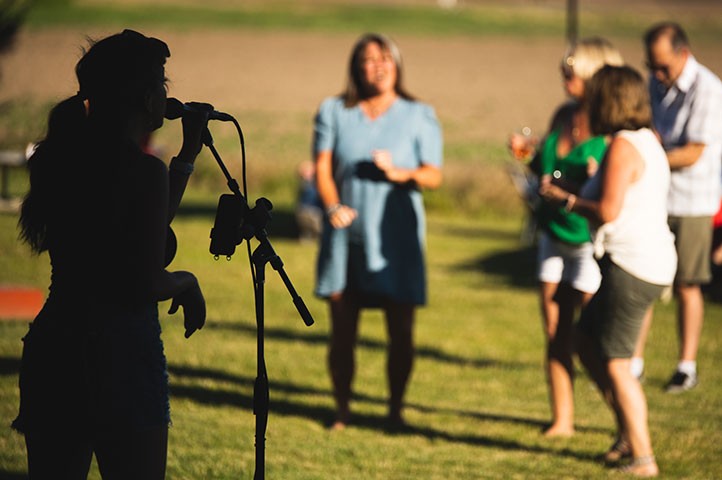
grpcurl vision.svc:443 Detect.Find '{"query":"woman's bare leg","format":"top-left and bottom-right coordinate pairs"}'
top-left (384, 301), bottom-right (415, 426)
top-left (25, 430), bottom-right (93, 480)
top-left (607, 359), bottom-right (659, 477)
top-left (540, 281), bottom-right (575, 436)
top-left (95, 425), bottom-right (168, 480)
top-left (328, 292), bottom-right (361, 429)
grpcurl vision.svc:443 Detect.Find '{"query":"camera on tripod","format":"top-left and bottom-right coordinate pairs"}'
top-left (209, 193), bottom-right (273, 259)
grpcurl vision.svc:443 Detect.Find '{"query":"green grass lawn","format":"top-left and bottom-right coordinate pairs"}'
top-left (1, 199), bottom-right (721, 479)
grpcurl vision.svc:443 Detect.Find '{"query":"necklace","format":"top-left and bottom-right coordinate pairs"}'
top-left (571, 126), bottom-right (580, 142)
top-left (570, 108), bottom-right (588, 145)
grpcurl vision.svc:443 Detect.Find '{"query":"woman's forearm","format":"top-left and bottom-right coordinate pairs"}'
top-left (567, 195), bottom-right (603, 225)
top-left (167, 149), bottom-right (199, 223)
top-left (404, 164), bottom-right (443, 189)
top-left (315, 151), bottom-right (340, 208)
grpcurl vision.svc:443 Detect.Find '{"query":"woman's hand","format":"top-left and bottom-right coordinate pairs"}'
top-left (168, 279), bottom-right (206, 338)
top-left (372, 149), bottom-right (393, 170)
top-left (539, 181), bottom-right (572, 206)
top-left (587, 156), bottom-right (599, 177)
top-left (372, 149), bottom-right (442, 189)
top-left (373, 150), bottom-right (408, 184)
top-left (508, 132), bottom-right (537, 161)
top-left (177, 102), bottom-right (213, 160)
top-left (328, 204), bottom-right (357, 229)
top-left (315, 150), bottom-right (358, 228)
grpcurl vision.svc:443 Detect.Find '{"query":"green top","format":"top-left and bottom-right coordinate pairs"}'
top-left (536, 129), bottom-right (608, 244)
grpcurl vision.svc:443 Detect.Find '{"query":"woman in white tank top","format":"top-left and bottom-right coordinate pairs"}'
top-left (541, 65), bottom-right (676, 478)
top-left (581, 128), bottom-right (677, 284)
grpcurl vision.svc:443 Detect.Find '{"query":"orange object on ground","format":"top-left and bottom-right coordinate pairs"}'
top-left (0, 287), bottom-right (44, 320)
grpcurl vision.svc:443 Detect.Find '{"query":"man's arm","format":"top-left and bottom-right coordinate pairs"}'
top-left (666, 142), bottom-right (706, 169)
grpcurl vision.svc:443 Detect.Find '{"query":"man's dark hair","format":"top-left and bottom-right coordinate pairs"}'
top-left (644, 22), bottom-right (690, 52)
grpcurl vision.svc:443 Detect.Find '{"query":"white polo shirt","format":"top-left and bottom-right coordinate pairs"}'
top-left (650, 55), bottom-right (722, 217)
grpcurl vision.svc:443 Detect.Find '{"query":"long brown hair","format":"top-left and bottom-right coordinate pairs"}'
top-left (341, 33), bottom-right (415, 107)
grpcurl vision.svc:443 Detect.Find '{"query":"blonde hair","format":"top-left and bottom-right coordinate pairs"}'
top-left (562, 37), bottom-right (624, 84)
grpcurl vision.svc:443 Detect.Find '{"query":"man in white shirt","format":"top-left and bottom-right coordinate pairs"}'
top-left (638, 22), bottom-right (722, 393)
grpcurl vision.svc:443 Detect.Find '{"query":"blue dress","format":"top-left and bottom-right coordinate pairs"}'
top-left (313, 96), bottom-right (443, 305)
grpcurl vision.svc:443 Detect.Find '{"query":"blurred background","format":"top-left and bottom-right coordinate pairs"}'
top-left (1, 0), bottom-right (721, 218)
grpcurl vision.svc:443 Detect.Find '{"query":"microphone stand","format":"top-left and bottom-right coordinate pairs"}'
top-left (200, 127), bottom-right (314, 480)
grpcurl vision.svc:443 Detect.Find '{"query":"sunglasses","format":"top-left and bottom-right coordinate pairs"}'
top-left (645, 61), bottom-right (671, 76)
top-left (560, 55), bottom-right (575, 80)
top-left (560, 65), bottom-right (575, 80)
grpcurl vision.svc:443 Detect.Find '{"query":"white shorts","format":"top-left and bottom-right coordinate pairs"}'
top-left (537, 231), bottom-right (601, 294)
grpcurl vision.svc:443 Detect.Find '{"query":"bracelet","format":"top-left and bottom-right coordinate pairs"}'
top-left (564, 194), bottom-right (577, 212)
top-left (169, 157), bottom-right (194, 175)
top-left (326, 203), bottom-right (342, 216)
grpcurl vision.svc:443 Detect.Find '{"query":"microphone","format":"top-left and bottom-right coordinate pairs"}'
top-left (165, 97), bottom-right (234, 122)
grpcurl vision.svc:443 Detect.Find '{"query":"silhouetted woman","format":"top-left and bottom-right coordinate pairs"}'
top-left (14, 30), bottom-right (207, 479)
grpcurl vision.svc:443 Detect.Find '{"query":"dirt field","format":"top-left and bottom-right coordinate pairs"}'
top-left (3, 20), bottom-right (721, 147)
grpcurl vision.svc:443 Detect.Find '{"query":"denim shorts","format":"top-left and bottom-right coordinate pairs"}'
top-left (13, 299), bottom-right (169, 435)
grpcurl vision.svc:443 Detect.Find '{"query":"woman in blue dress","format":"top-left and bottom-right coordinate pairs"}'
top-left (313, 33), bottom-right (443, 429)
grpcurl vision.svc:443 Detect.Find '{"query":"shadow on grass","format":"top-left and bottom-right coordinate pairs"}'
top-left (202, 320), bottom-right (532, 370)
top-left (0, 356), bottom-right (20, 376)
top-left (175, 200), bottom-right (301, 240)
top-left (431, 222), bottom-right (521, 242)
top-left (359, 416), bottom-right (601, 463)
top-left (0, 471), bottom-right (27, 480)
top-left (168, 363), bottom-right (602, 464)
top-left (0, 355), bottom-right (602, 465)
top-left (345, 410), bottom-right (602, 462)
top-left (406, 403), bottom-right (607, 436)
top-left (455, 244), bottom-right (538, 290)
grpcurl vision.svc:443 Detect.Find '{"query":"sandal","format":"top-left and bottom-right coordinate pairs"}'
top-left (619, 455), bottom-right (659, 477)
top-left (601, 438), bottom-right (632, 464)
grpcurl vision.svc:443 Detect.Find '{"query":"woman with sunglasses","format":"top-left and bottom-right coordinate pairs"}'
top-left (508, 37), bottom-right (623, 437)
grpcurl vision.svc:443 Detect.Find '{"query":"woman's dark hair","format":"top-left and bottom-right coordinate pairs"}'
top-left (19, 30), bottom-right (170, 253)
top-left (341, 33), bottom-right (414, 107)
top-left (76, 29), bottom-right (170, 120)
top-left (588, 65), bottom-right (652, 136)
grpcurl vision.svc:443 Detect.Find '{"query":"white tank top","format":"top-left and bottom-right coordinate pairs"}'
top-left (581, 129), bottom-right (677, 285)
